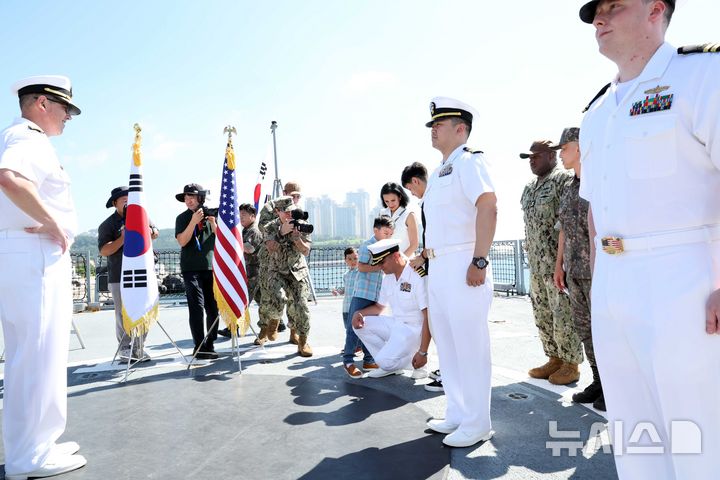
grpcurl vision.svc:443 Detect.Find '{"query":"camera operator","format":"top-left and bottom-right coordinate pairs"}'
top-left (255, 180), bottom-right (305, 339)
top-left (174, 183), bottom-right (219, 360)
top-left (258, 196), bottom-right (314, 356)
top-left (98, 186), bottom-right (158, 362)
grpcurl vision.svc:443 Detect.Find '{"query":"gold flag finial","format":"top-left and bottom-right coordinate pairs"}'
top-left (224, 125), bottom-right (237, 170)
top-left (132, 123), bottom-right (142, 167)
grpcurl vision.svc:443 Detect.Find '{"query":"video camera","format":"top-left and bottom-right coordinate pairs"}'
top-left (201, 206), bottom-right (219, 218)
top-left (290, 209), bottom-right (314, 234)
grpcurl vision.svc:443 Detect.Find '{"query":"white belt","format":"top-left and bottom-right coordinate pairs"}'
top-left (0, 229), bottom-right (52, 240)
top-left (425, 242), bottom-right (474, 259)
top-left (598, 224), bottom-right (720, 255)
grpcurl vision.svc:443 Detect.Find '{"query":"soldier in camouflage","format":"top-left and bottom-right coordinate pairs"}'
top-left (255, 181), bottom-right (306, 341)
top-left (552, 128), bottom-right (605, 411)
top-left (520, 140), bottom-right (583, 385)
top-left (257, 196), bottom-right (313, 356)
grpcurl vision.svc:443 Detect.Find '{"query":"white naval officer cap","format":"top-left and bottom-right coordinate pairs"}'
top-left (11, 75), bottom-right (81, 115)
top-left (426, 96), bottom-right (476, 128)
top-left (368, 238), bottom-right (401, 266)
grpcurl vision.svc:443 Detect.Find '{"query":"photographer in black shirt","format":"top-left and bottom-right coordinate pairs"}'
top-left (174, 183), bottom-right (219, 359)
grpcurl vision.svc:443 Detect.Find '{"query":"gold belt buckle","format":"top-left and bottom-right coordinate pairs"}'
top-left (601, 236), bottom-right (624, 254)
top-left (425, 248), bottom-right (436, 259)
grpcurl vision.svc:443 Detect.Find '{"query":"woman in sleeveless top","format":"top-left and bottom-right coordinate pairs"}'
top-left (379, 182), bottom-right (419, 257)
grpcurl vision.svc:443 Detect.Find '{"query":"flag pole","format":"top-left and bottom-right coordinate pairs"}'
top-left (118, 123), bottom-right (187, 381)
top-left (270, 121), bottom-right (283, 199)
top-left (224, 125), bottom-right (243, 373)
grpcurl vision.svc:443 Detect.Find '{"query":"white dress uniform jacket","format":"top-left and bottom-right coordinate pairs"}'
top-left (423, 144), bottom-right (495, 435)
top-left (580, 42), bottom-right (720, 480)
top-left (353, 261), bottom-right (427, 371)
top-left (0, 118), bottom-right (77, 474)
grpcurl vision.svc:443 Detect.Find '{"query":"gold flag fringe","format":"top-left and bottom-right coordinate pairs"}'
top-left (121, 300), bottom-right (159, 339)
top-left (214, 281), bottom-right (250, 338)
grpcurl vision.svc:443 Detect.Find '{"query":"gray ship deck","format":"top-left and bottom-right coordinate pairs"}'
top-left (0, 296), bottom-right (616, 480)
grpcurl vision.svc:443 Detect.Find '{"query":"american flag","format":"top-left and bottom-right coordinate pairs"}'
top-left (212, 137), bottom-right (250, 334)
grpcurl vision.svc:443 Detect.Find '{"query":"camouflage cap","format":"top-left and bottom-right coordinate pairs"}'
top-left (273, 196), bottom-right (296, 212)
top-left (519, 140), bottom-right (556, 159)
top-left (551, 128), bottom-right (580, 149)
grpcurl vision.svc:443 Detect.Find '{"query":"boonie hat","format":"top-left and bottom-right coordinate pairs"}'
top-left (175, 183), bottom-right (205, 202)
top-left (106, 186), bottom-right (129, 208)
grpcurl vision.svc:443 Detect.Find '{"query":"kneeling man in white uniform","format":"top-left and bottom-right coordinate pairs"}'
top-left (352, 238), bottom-right (431, 379)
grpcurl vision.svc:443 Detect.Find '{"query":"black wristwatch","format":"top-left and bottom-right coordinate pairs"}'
top-left (471, 257), bottom-right (489, 270)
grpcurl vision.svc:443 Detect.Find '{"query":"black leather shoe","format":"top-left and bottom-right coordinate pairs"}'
top-left (196, 351), bottom-right (219, 360)
top-left (572, 381), bottom-right (603, 403)
top-left (593, 393), bottom-right (606, 411)
top-left (218, 328), bottom-right (231, 338)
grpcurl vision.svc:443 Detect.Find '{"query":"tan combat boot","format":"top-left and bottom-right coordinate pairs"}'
top-left (297, 335), bottom-right (313, 357)
top-left (253, 325), bottom-right (269, 346)
top-left (289, 328), bottom-right (300, 345)
top-left (266, 320), bottom-right (280, 341)
top-left (548, 362), bottom-right (580, 385)
top-left (528, 356), bottom-right (563, 379)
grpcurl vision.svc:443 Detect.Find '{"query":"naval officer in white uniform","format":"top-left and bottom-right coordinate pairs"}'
top-left (351, 238), bottom-right (431, 379)
top-left (0, 76), bottom-right (87, 479)
top-left (421, 97), bottom-right (497, 448)
top-left (579, 1), bottom-right (720, 478)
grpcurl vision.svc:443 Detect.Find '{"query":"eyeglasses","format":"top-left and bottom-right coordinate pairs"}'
top-left (46, 98), bottom-right (71, 115)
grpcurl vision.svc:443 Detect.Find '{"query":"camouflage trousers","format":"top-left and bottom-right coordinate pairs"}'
top-left (529, 273), bottom-right (583, 364)
top-left (258, 272), bottom-right (310, 335)
top-left (566, 276), bottom-right (596, 367)
top-left (247, 273), bottom-right (260, 304)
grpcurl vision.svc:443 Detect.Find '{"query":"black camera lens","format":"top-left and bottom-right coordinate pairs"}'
top-left (296, 223), bottom-right (314, 234)
top-left (291, 209), bottom-right (309, 221)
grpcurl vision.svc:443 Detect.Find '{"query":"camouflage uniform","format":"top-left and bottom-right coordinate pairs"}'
top-left (258, 216), bottom-right (312, 335)
top-left (521, 166), bottom-right (583, 364)
top-left (256, 198), bottom-right (294, 328)
top-left (557, 175), bottom-right (595, 367)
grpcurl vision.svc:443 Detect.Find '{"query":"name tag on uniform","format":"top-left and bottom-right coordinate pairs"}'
top-left (438, 164), bottom-right (453, 177)
top-left (399, 282), bottom-right (412, 292)
top-left (630, 85), bottom-right (673, 116)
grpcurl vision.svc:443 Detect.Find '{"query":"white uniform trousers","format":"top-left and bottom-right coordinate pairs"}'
top-left (0, 233), bottom-right (71, 473)
top-left (592, 241), bottom-right (720, 480)
top-left (428, 250), bottom-right (493, 433)
top-left (354, 315), bottom-right (421, 371)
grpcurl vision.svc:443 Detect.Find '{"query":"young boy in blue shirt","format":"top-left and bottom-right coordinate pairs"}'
top-left (342, 216), bottom-right (394, 377)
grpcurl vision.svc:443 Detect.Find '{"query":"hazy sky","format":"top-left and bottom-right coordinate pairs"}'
top-left (1, 0), bottom-right (717, 239)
